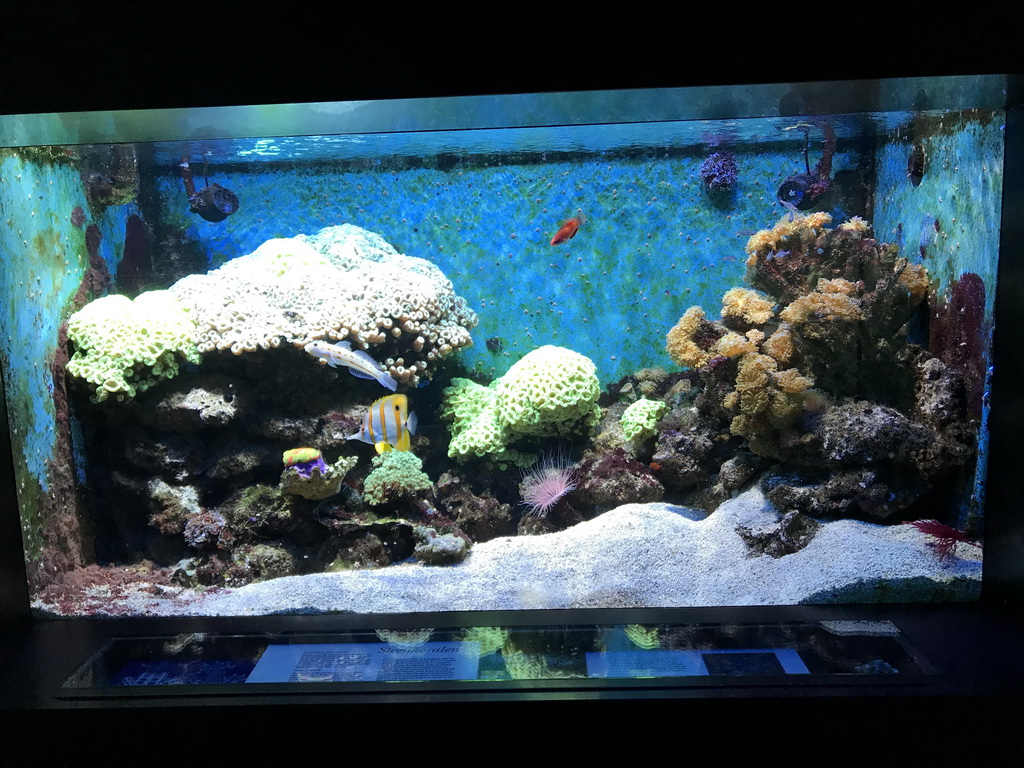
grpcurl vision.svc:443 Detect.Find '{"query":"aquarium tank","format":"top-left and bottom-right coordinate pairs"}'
top-left (0, 75), bottom-right (1006, 619)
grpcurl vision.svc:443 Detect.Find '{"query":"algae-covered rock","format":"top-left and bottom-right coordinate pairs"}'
top-left (413, 526), bottom-right (469, 565)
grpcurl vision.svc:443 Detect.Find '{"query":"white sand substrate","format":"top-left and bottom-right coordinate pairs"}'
top-left (174, 486), bottom-right (981, 617)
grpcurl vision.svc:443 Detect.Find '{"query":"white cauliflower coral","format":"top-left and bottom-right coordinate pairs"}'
top-left (168, 224), bottom-right (478, 388)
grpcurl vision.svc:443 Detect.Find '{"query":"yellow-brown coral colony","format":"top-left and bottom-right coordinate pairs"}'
top-left (744, 211), bottom-right (833, 266)
top-left (762, 326), bottom-right (795, 364)
top-left (899, 262), bottom-right (930, 306)
top-left (721, 287), bottom-right (776, 326)
top-left (773, 368), bottom-right (815, 395)
top-left (666, 306), bottom-right (718, 369)
top-left (779, 280), bottom-right (864, 325)
top-left (837, 216), bottom-right (870, 233)
top-left (663, 213), bottom-right (959, 474)
top-left (714, 332), bottom-right (757, 359)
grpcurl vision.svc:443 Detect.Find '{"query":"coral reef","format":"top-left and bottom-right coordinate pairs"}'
top-left (65, 225), bottom-right (478, 401)
top-left (661, 213), bottom-right (977, 522)
top-left (7, 104), bottom-right (1000, 621)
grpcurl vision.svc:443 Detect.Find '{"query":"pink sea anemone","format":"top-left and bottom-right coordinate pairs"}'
top-left (520, 450), bottom-right (577, 516)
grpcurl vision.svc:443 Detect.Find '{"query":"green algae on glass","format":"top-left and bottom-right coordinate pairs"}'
top-left (0, 151), bottom-right (90, 490)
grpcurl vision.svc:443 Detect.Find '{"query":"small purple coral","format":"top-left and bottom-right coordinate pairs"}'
top-left (294, 456), bottom-right (328, 479)
top-left (699, 151), bottom-right (738, 195)
top-left (282, 447), bottom-right (328, 479)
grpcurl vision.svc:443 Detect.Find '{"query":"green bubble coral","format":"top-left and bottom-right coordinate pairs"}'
top-left (440, 346), bottom-right (601, 466)
top-left (66, 291), bottom-right (201, 403)
top-left (620, 398), bottom-right (668, 443)
top-left (439, 378), bottom-right (511, 460)
top-left (496, 345), bottom-right (601, 437)
top-left (362, 450), bottom-right (432, 506)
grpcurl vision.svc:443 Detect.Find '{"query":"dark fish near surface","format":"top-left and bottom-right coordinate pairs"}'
top-left (188, 183), bottom-right (239, 223)
top-left (908, 143), bottom-right (926, 187)
top-left (918, 214), bottom-right (939, 258)
top-left (776, 123), bottom-right (835, 210)
top-left (777, 173), bottom-right (814, 209)
top-left (550, 213), bottom-right (586, 245)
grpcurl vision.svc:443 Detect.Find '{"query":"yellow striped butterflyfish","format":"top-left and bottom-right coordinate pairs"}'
top-left (346, 394), bottom-right (417, 454)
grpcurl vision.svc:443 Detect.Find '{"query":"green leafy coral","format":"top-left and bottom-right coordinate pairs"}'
top-left (66, 291), bottom-right (201, 403)
top-left (440, 378), bottom-right (531, 466)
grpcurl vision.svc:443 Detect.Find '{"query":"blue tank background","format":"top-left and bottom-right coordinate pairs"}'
top-left (152, 143), bottom-right (869, 385)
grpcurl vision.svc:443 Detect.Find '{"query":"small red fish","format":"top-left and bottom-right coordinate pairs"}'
top-left (550, 213), bottom-right (586, 245)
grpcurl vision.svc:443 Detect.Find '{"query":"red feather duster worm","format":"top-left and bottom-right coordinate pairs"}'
top-left (908, 519), bottom-right (978, 562)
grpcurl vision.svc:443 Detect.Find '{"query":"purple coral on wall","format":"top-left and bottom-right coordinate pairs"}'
top-left (699, 151), bottom-right (738, 195)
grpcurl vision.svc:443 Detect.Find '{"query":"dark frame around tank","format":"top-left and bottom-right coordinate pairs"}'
top-left (1, 9), bottom-right (1023, 758)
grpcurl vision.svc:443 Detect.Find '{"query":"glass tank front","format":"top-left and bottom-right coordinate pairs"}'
top-left (0, 76), bottom-right (1004, 618)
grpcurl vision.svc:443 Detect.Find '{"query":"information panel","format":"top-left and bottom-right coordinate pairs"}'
top-left (247, 642), bottom-right (481, 683)
top-left (586, 648), bottom-right (809, 678)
